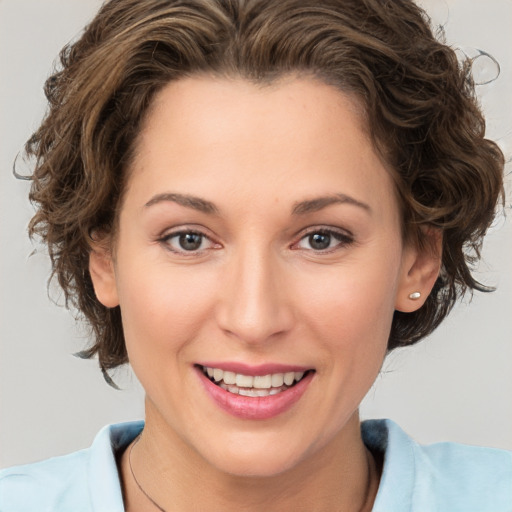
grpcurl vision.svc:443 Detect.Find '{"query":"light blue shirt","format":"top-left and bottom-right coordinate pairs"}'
top-left (1, 419), bottom-right (511, 511)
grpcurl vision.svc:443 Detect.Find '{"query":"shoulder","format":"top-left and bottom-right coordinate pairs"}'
top-left (0, 449), bottom-right (91, 512)
top-left (0, 421), bottom-right (143, 512)
top-left (362, 419), bottom-right (512, 512)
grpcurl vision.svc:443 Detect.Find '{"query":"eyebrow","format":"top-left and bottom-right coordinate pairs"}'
top-left (144, 192), bottom-right (371, 216)
top-left (144, 193), bottom-right (219, 214)
top-left (292, 194), bottom-right (372, 215)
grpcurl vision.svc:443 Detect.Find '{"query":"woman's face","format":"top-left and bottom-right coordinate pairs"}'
top-left (91, 76), bottom-right (427, 477)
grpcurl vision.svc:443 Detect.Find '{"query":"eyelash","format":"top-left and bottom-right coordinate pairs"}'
top-left (292, 227), bottom-right (354, 253)
top-left (158, 227), bottom-right (354, 255)
top-left (158, 229), bottom-right (219, 255)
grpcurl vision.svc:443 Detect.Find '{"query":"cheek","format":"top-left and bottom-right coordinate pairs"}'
top-left (115, 258), bottom-right (218, 365)
top-left (297, 254), bottom-right (399, 368)
top-left (304, 265), bottom-right (396, 330)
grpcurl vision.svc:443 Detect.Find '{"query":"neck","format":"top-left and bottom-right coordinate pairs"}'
top-left (120, 406), bottom-right (380, 512)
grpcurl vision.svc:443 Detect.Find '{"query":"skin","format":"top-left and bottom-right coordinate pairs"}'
top-left (90, 75), bottom-right (440, 511)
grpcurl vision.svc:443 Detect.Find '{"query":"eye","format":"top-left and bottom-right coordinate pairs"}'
top-left (295, 228), bottom-right (353, 252)
top-left (159, 230), bottom-right (218, 254)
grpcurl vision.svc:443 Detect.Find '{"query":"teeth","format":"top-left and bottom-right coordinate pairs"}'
top-left (217, 382), bottom-right (288, 397)
top-left (253, 375), bottom-right (272, 389)
top-left (239, 388), bottom-right (259, 397)
top-left (236, 374), bottom-right (254, 388)
top-left (271, 373), bottom-right (284, 387)
top-left (223, 371), bottom-right (236, 385)
top-left (284, 372), bottom-right (295, 386)
top-left (202, 366), bottom-right (308, 394)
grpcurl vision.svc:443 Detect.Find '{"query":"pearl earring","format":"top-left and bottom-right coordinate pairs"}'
top-left (408, 292), bottom-right (421, 300)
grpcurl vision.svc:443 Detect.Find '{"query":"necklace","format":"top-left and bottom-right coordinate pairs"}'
top-left (129, 434), bottom-right (167, 512)
top-left (128, 433), bottom-right (377, 512)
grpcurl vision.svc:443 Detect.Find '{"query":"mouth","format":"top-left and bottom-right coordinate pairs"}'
top-left (199, 365), bottom-right (313, 397)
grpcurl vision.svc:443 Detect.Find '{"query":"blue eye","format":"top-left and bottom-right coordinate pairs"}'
top-left (296, 229), bottom-right (353, 252)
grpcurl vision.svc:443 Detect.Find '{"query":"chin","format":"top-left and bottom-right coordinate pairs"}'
top-left (213, 454), bottom-right (302, 479)
top-left (197, 433), bottom-right (315, 479)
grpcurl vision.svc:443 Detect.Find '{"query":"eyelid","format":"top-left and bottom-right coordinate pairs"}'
top-left (299, 225), bottom-right (354, 238)
top-left (157, 223), bottom-right (216, 241)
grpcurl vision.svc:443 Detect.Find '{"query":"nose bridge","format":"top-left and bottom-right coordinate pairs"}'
top-left (217, 242), bottom-right (292, 344)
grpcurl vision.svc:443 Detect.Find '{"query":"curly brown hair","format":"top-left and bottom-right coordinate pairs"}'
top-left (24, 0), bottom-right (504, 380)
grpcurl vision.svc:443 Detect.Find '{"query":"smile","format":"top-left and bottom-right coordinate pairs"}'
top-left (197, 364), bottom-right (315, 420)
top-left (201, 366), bottom-right (308, 397)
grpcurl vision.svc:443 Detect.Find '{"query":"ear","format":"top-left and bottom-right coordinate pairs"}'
top-left (88, 235), bottom-right (119, 308)
top-left (395, 228), bottom-right (442, 313)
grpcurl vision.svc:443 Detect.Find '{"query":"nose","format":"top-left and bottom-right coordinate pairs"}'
top-left (215, 245), bottom-right (294, 345)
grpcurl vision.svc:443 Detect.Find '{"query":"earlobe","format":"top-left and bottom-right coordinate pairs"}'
top-left (395, 229), bottom-right (442, 313)
top-left (89, 240), bottom-right (119, 308)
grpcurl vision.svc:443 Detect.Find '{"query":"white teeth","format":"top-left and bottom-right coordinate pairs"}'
top-left (203, 366), bottom-right (308, 394)
top-left (223, 371), bottom-right (236, 385)
top-left (236, 374), bottom-right (254, 388)
top-left (217, 383), bottom-right (287, 397)
top-left (271, 373), bottom-right (284, 387)
top-left (239, 388), bottom-right (259, 397)
top-left (253, 374), bottom-right (272, 389)
top-left (284, 372), bottom-right (295, 386)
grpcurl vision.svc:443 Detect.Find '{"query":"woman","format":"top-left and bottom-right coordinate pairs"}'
top-left (1, 0), bottom-right (510, 510)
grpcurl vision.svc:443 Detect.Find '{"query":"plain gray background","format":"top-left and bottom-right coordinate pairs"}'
top-left (1, 0), bottom-right (511, 469)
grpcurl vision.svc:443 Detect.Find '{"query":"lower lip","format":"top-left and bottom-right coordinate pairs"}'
top-left (196, 367), bottom-right (314, 420)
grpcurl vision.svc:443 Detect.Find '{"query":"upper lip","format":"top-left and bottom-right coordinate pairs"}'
top-left (196, 362), bottom-right (313, 376)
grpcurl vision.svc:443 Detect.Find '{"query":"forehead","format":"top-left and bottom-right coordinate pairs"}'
top-left (137, 75), bottom-right (370, 160)
top-left (125, 75), bottom-right (397, 220)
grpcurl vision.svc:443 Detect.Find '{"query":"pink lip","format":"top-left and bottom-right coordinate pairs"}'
top-left (195, 366), bottom-right (314, 420)
top-left (197, 361), bottom-right (310, 376)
